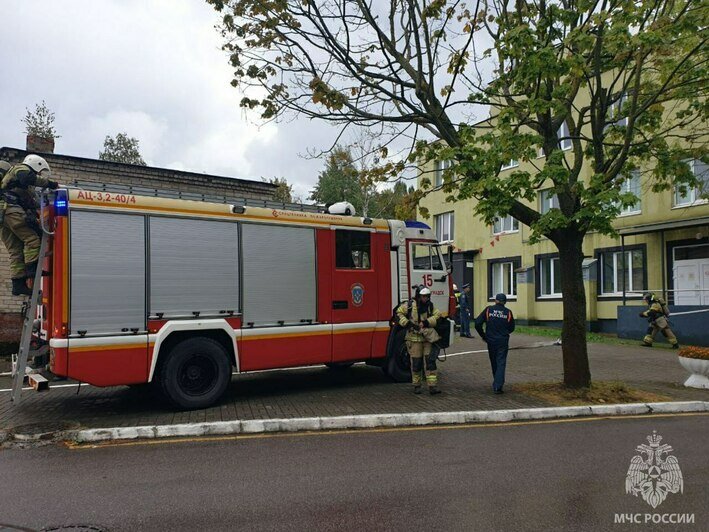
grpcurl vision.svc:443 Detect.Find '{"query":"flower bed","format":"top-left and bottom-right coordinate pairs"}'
top-left (678, 346), bottom-right (709, 360)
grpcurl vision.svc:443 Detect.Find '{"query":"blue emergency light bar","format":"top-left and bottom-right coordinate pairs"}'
top-left (54, 189), bottom-right (69, 216)
top-left (404, 220), bottom-right (430, 229)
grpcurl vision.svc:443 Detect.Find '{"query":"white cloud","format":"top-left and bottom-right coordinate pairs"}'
top-left (0, 0), bottom-right (325, 192)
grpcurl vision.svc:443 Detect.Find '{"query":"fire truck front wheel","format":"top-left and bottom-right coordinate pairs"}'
top-left (158, 337), bottom-right (231, 410)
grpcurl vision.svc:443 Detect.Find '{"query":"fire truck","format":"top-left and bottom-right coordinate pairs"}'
top-left (13, 187), bottom-right (455, 409)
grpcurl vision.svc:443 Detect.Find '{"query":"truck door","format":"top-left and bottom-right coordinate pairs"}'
top-left (331, 228), bottom-right (378, 362)
top-left (408, 242), bottom-right (448, 311)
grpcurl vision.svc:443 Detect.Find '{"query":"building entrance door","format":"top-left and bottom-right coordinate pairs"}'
top-left (673, 244), bottom-right (709, 305)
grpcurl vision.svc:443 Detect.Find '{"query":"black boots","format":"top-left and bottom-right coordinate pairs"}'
top-left (25, 261), bottom-right (38, 279)
top-left (12, 278), bottom-right (32, 296)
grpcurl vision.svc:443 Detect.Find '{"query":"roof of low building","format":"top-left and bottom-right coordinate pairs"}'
top-left (0, 146), bottom-right (277, 190)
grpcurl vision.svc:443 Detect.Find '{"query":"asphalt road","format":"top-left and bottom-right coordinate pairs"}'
top-left (1, 414), bottom-right (707, 531)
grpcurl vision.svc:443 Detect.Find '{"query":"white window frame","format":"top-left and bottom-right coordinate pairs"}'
top-left (674, 159), bottom-right (709, 207)
top-left (540, 189), bottom-right (560, 214)
top-left (435, 211), bottom-right (454, 243)
top-left (606, 92), bottom-right (628, 130)
top-left (599, 249), bottom-right (646, 296)
top-left (539, 256), bottom-right (562, 297)
top-left (491, 261), bottom-right (517, 299)
top-left (558, 121), bottom-right (572, 151)
top-left (536, 121), bottom-right (573, 157)
top-left (617, 170), bottom-right (642, 216)
top-left (501, 159), bottom-right (519, 171)
top-left (493, 215), bottom-right (520, 235)
top-left (434, 159), bottom-right (452, 187)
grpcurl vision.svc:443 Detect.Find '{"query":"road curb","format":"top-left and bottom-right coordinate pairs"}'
top-left (69, 401), bottom-right (709, 444)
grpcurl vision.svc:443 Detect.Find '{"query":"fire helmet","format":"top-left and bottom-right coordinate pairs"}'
top-left (23, 154), bottom-right (51, 175)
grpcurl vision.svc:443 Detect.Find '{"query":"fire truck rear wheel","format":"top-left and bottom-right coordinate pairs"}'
top-left (386, 329), bottom-right (412, 383)
top-left (158, 337), bottom-right (231, 410)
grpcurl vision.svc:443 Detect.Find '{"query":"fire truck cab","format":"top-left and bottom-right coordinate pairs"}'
top-left (36, 188), bottom-right (455, 409)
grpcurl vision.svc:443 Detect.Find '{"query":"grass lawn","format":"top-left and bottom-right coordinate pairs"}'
top-left (515, 325), bottom-right (677, 349)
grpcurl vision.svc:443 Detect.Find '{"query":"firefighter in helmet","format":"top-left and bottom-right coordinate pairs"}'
top-left (639, 292), bottom-right (679, 349)
top-left (396, 286), bottom-right (442, 395)
top-left (1, 154), bottom-right (59, 296)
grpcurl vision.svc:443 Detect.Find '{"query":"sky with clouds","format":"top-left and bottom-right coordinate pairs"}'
top-left (0, 0), bottom-right (348, 200)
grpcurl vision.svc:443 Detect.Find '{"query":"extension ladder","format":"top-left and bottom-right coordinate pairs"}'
top-left (10, 228), bottom-right (50, 403)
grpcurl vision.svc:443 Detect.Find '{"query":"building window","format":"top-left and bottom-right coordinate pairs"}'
top-left (435, 211), bottom-right (454, 243)
top-left (493, 215), bottom-right (519, 235)
top-left (540, 189), bottom-right (560, 214)
top-left (488, 258), bottom-right (520, 299)
top-left (674, 159), bottom-right (709, 206)
top-left (558, 121), bottom-right (572, 150)
top-left (538, 121), bottom-right (573, 157)
top-left (617, 170), bottom-right (641, 215)
top-left (335, 230), bottom-right (371, 269)
top-left (434, 160), bottom-right (452, 187)
top-left (538, 256), bottom-right (562, 297)
top-left (598, 248), bottom-right (646, 295)
top-left (501, 159), bottom-right (519, 171)
top-left (606, 92), bottom-right (628, 130)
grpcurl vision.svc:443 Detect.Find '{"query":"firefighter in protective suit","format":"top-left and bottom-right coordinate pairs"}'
top-left (639, 292), bottom-right (679, 348)
top-left (0, 160), bottom-right (10, 180)
top-left (1, 155), bottom-right (58, 296)
top-left (396, 286), bottom-right (442, 395)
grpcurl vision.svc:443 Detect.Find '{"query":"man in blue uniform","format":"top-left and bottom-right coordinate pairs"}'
top-left (474, 293), bottom-right (515, 394)
top-left (459, 283), bottom-right (473, 338)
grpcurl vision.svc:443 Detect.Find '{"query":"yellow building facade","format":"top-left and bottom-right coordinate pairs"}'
top-left (419, 154), bottom-right (709, 333)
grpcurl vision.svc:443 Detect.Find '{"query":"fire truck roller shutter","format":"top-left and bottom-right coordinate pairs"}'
top-left (241, 223), bottom-right (317, 326)
top-left (149, 217), bottom-right (239, 317)
top-left (70, 211), bottom-right (146, 335)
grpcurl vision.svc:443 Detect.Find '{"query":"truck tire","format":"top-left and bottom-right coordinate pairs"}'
top-left (386, 329), bottom-right (412, 383)
top-left (158, 337), bottom-right (231, 410)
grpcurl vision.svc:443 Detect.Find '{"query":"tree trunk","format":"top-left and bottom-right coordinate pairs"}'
top-left (556, 232), bottom-right (592, 388)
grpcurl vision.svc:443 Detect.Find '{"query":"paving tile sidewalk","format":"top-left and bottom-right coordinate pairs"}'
top-left (0, 334), bottom-right (705, 432)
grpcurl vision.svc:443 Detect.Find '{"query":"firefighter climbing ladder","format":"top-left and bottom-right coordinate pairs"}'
top-left (10, 224), bottom-right (50, 403)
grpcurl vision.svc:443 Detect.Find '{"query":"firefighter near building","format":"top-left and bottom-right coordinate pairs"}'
top-left (11, 188), bottom-right (455, 409)
top-left (639, 292), bottom-right (679, 349)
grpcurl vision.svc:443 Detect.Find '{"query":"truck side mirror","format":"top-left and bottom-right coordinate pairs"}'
top-left (447, 245), bottom-right (453, 274)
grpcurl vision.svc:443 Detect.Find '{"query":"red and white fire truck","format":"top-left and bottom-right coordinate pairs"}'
top-left (27, 188), bottom-right (455, 409)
